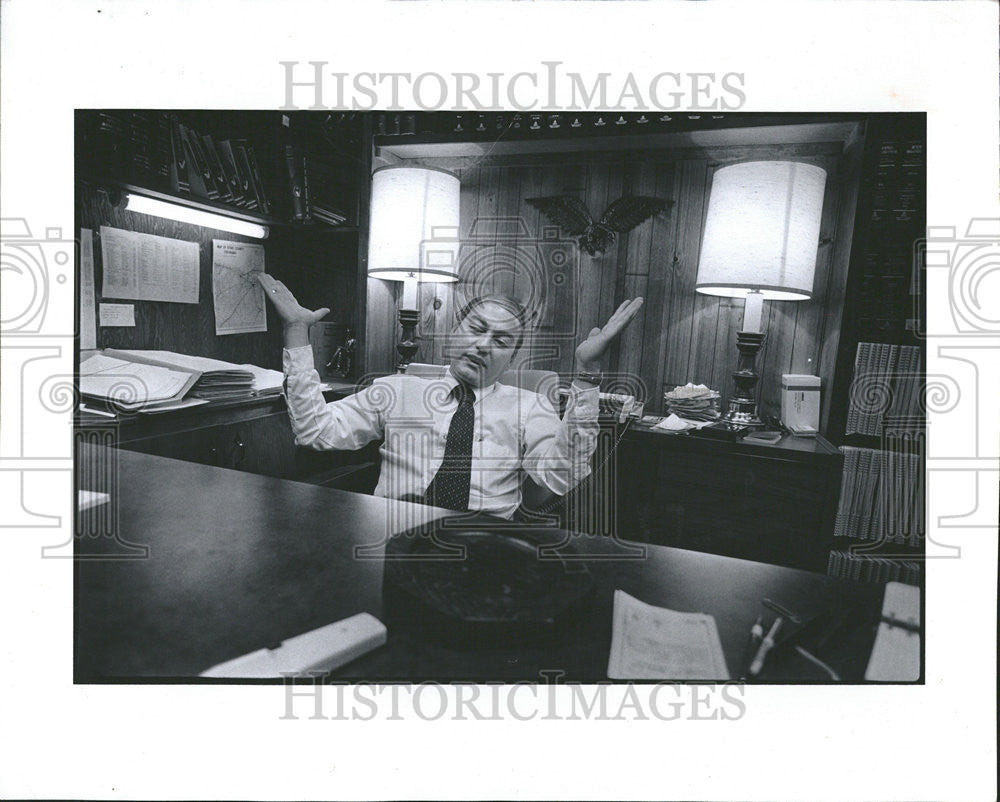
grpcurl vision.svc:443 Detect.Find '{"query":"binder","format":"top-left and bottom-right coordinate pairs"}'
top-left (168, 115), bottom-right (190, 193)
top-left (201, 134), bottom-right (232, 203)
top-left (216, 140), bottom-right (246, 207)
top-left (230, 141), bottom-right (258, 210)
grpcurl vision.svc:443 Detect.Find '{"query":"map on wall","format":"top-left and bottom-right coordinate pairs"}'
top-left (212, 239), bottom-right (267, 335)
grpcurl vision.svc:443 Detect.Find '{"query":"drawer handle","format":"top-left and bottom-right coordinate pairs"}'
top-left (232, 437), bottom-right (246, 466)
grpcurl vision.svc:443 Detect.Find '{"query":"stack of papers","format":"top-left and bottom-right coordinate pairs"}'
top-left (653, 413), bottom-right (716, 432)
top-left (106, 350), bottom-right (284, 398)
top-left (663, 383), bottom-right (721, 422)
top-left (607, 590), bottom-right (729, 680)
top-left (79, 353), bottom-right (198, 411)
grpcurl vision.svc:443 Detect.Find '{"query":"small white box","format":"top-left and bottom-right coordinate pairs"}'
top-left (781, 374), bottom-right (821, 435)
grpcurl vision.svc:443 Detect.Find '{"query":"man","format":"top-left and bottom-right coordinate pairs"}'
top-left (260, 272), bottom-right (642, 519)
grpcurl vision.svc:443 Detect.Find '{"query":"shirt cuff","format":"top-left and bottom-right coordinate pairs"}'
top-left (282, 345), bottom-right (315, 375)
top-left (568, 380), bottom-right (599, 413)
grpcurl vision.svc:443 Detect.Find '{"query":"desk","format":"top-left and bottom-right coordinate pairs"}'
top-left (75, 444), bottom-right (890, 683)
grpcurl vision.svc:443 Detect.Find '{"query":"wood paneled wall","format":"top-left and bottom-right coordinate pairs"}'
top-left (366, 140), bottom-right (860, 430)
top-left (77, 182), bottom-right (358, 372)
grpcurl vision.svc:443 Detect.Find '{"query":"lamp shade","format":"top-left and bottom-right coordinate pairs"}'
top-left (695, 161), bottom-right (827, 301)
top-left (367, 165), bottom-right (461, 282)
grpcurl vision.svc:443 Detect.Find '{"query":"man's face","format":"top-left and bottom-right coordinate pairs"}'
top-left (448, 300), bottom-right (522, 388)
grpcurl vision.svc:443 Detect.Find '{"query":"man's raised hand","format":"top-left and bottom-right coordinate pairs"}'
top-left (574, 297), bottom-right (644, 373)
top-left (259, 273), bottom-right (329, 348)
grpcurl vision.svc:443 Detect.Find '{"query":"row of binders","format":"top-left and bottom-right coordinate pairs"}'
top-left (827, 550), bottom-right (921, 586)
top-left (846, 342), bottom-right (923, 436)
top-left (833, 446), bottom-right (923, 546)
top-left (167, 116), bottom-right (270, 213)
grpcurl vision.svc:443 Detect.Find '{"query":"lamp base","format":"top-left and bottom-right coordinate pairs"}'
top-left (722, 404), bottom-right (765, 428)
top-left (724, 331), bottom-right (766, 428)
top-left (395, 308), bottom-right (420, 374)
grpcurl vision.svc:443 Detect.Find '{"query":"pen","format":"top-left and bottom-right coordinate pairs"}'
top-left (739, 615), bottom-right (764, 679)
top-left (748, 616), bottom-right (783, 677)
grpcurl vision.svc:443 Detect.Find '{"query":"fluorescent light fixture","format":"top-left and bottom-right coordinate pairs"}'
top-left (124, 193), bottom-right (269, 239)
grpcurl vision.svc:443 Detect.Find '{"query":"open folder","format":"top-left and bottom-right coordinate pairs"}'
top-left (107, 349), bottom-right (284, 399)
top-left (79, 352), bottom-right (201, 411)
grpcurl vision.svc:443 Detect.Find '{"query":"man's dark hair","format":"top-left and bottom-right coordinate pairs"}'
top-left (455, 294), bottom-right (531, 354)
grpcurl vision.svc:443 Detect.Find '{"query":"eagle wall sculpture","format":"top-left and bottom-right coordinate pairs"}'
top-left (525, 195), bottom-right (670, 256)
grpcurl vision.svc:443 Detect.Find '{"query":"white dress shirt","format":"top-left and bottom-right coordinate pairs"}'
top-left (282, 346), bottom-right (600, 519)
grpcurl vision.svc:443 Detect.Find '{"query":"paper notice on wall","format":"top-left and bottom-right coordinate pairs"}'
top-left (212, 239), bottom-right (267, 335)
top-left (99, 303), bottom-right (135, 327)
top-left (79, 228), bottom-right (98, 349)
top-left (100, 225), bottom-right (200, 303)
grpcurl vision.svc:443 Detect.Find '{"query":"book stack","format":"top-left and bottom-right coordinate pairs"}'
top-left (827, 444), bottom-right (923, 585)
top-left (846, 343), bottom-right (923, 436)
top-left (833, 446), bottom-right (923, 545)
top-left (826, 550), bottom-right (921, 586)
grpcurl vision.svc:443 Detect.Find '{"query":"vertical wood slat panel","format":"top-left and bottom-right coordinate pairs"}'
top-left (521, 163), bottom-right (569, 371)
top-left (614, 159), bottom-right (658, 386)
top-left (685, 161), bottom-right (720, 395)
top-left (595, 161), bottom-right (624, 343)
top-left (638, 162), bottom-right (678, 409)
top-left (575, 162), bottom-right (612, 374)
top-left (818, 129), bottom-right (864, 432)
top-left (662, 159), bottom-right (709, 404)
top-left (544, 163), bottom-right (585, 352)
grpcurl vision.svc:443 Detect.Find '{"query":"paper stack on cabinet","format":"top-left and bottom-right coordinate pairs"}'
top-left (79, 353), bottom-right (200, 411)
top-left (106, 349), bottom-right (284, 399)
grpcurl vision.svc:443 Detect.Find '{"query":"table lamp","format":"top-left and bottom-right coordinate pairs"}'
top-left (696, 160), bottom-right (827, 427)
top-left (367, 165), bottom-right (461, 372)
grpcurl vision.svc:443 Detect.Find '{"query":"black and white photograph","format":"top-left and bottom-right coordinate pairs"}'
top-left (72, 109), bottom-right (927, 686)
top-left (1, 2), bottom-right (996, 800)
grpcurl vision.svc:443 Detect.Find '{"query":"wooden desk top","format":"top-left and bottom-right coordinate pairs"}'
top-left (75, 444), bottom-right (887, 683)
top-left (625, 421), bottom-right (842, 461)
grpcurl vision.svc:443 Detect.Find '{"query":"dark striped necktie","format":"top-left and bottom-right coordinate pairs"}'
top-left (424, 382), bottom-right (476, 512)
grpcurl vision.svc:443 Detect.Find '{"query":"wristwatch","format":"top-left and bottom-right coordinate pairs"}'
top-left (575, 370), bottom-right (604, 386)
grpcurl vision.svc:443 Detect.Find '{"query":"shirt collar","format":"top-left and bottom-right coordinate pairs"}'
top-left (444, 366), bottom-right (499, 401)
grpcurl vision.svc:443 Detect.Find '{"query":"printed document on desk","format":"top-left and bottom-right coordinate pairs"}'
top-left (608, 590), bottom-right (729, 680)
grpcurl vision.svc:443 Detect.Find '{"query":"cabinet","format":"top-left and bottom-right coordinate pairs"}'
top-left (608, 425), bottom-right (844, 572)
top-left (75, 393), bottom-right (380, 493)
